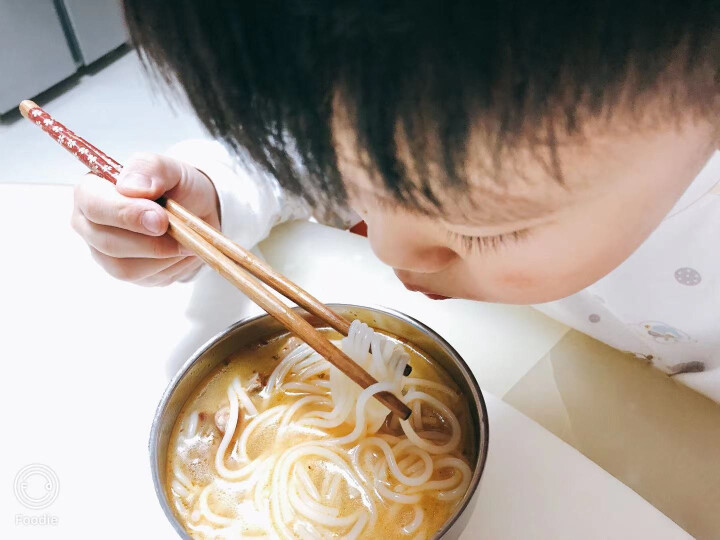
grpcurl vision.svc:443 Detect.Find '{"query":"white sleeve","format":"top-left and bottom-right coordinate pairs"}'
top-left (165, 139), bottom-right (361, 246)
top-left (533, 151), bottom-right (720, 404)
top-left (164, 139), bottom-right (315, 249)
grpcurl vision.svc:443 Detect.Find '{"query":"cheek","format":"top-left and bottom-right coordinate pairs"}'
top-left (487, 264), bottom-right (596, 302)
top-left (467, 230), bottom-right (623, 303)
top-left (471, 262), bottom-right (591, 304)
top-left (493, 269), bottom-right (543, 291)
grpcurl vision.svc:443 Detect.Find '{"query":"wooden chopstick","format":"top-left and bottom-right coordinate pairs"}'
top-left (163, 203), bottom-right (407, 379)
top-left (163, 198), bottom-right (352, 335)
top-left (167, 212), bottom-right (410, 417)
top-left (19, 100), bottom-right (411, 419)
top-left (18, 100), bottom-right (351, 335)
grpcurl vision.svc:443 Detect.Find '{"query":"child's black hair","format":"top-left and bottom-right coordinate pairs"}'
top-left (123, 1), bottom-right (720, 212)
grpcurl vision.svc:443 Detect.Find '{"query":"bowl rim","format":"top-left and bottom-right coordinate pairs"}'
top-left (149, 303), bottom-right (490, 539)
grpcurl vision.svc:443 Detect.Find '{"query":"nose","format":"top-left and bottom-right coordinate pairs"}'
top-left (366, 221), bottom-right (458, 274)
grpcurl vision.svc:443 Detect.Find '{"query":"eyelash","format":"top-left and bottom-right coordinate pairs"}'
top-left (447, 229), bottom-right (528, 254)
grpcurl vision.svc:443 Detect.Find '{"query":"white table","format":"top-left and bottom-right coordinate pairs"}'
top-left (1, 185), bottom-right (689, 539)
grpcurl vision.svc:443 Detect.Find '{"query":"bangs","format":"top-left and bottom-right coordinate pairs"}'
top-left (122, 0), bottom-right (720, 213)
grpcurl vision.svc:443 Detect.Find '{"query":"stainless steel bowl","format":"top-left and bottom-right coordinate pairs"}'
top-left (150, 304), bottom-right (489, 539)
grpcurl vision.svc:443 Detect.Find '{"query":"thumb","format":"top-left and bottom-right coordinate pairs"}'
top-left (116, 152), bottom-right (184, 200)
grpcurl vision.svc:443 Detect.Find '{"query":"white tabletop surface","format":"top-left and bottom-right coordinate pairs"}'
top-left (1, 184), bottom-right (690, 539)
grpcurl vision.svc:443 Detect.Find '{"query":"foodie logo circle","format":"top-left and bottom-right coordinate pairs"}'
top-left (13, 464), bottom-right (60, 510)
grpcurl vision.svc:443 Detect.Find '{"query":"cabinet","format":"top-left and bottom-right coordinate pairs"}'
top-left (0, 0), bottom-right (78, 113)
top-left (62, 0), bottom-right (128, 65)
top-left (0, 0), bottom-right (129, 114)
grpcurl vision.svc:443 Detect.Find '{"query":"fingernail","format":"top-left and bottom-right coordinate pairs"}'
top-left (141, 211), bottom-right (164, 234)
top-left (120, 173), bottom-right (152, 191)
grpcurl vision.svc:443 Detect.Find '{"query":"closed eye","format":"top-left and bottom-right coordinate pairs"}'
top-left (446, 229), bottom-right (528, 254)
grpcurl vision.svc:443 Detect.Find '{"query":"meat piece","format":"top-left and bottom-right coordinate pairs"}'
top-left (244, 371), bottom-right (271, 394)
top-left (245, 373), bottom-right (263, 393)
top-left (246, 373), bottom-right (262, 393)
top-left (214, 406), bottom-right (232, 434)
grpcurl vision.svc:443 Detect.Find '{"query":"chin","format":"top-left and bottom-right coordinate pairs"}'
top-left (425, 282), bottom-right (586, 305)
top-left (479, 284), bottom-right (591, 305)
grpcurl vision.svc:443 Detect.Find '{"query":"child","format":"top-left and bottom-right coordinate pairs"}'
top-left (71, 2), bottom-right (720, 401)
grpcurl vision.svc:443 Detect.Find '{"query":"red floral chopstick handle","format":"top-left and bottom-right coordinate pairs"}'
top-left (25, 105), bottom-right (123, 184)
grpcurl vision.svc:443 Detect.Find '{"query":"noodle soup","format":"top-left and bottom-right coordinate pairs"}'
top-left (165, 320), bottom-right (476, 539)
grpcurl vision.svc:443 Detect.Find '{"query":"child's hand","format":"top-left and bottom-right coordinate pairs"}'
top-left (71, 153), bottom-right (220, 286)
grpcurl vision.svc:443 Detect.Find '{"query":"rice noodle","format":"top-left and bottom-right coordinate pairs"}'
top-left (232, 378), bottom-right (259, 416)
top-left (198, 486), bottom-right (234, 526)
top-left (186, 411), bottom-right (199, 439)
top-left (325, 381), bottom-right (395, 445)
top-left (168, 320), bottom-right (471, 540)
top-left (402, 507), bottom-right (424, 535)
top-left (403, 378), bottom-right (459, 401)
top-left (295, 464), bottom-right (322, 501)
top-left (355, 437), bottom-right (433, 487)
top-left (173, 463), bottom-right (193, 491)
top-left (172, 479), bottom-right (190, 499)
top-left (213, 385), bottom-right (244, 478)
top-left (234, 405), bottom-right (287, 463)
top-left (299, 362), bottom-right (332, 380)
top-left (325, 473), bottom-right (342, 501)
top-left (343, 512), bottom-right (369, 540)
top-left (264, 344), bottom-right (314, 394)
top-left (280, 395), bottom-right (332, 426)
top-left (412, 400), bottom-right (423, 430)
top-left (281, 381), bottom-right (329, 394)
top-left (399, 391), bottom-right (462, 455)
top-left (376, 479), bottom-right (421, 504)
top-left (294, 354), bottom-right (325, 374)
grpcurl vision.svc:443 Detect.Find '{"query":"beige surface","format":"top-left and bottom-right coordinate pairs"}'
top-left (504, 330), bottom-right (720, 540)
top-left (2, 184), bottom-right (691, 539)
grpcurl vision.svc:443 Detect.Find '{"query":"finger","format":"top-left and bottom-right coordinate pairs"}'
top-left (173, 258), bottom-right (203, 281)
top-left (74, 177), bottom-right (168, 236)
top-left (177, 261), bottom-right (203, 282)
top-left (89, 247), bottom-right (186, 282)
top-left (74, 215), bottom-right (191, 259)
top-left (134, 256), bottom-right (203, 287)
top-left (116, 152), bottom-right (185, 199)
top-left (116, 153), bottom-right (219, 223)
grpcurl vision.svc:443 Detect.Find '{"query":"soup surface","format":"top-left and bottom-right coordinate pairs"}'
top-left (166, 322), bottom-right (475, 539)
